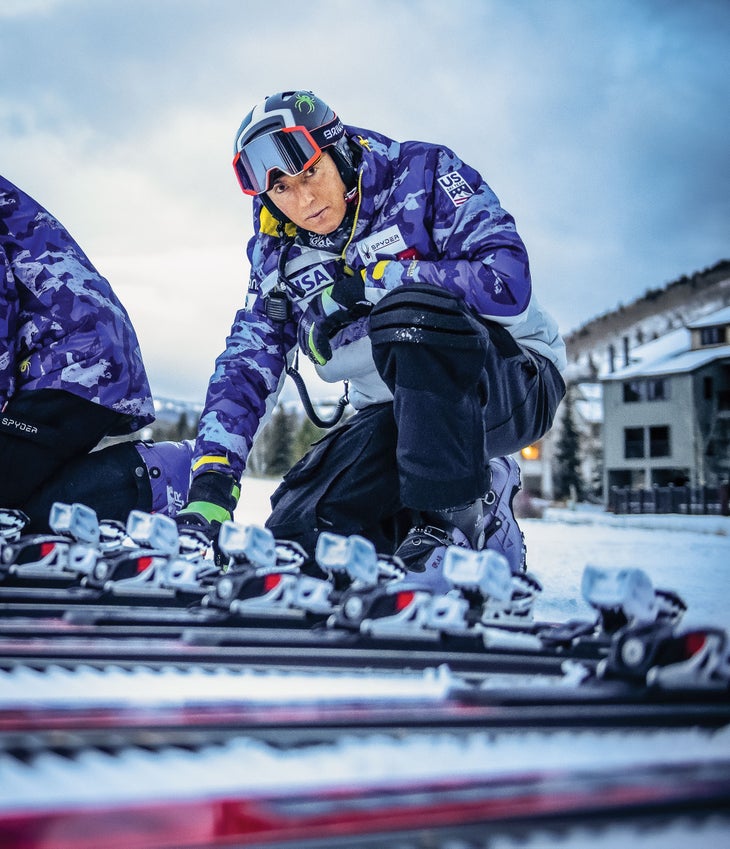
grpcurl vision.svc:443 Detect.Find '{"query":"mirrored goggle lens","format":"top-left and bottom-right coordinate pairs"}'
top-left (233, 127), bottom-right (321, 195)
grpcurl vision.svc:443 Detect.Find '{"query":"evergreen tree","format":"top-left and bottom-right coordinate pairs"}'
top-left (262, 405), bottom-right (295, 476)
top-left (171, 411), bottom-right (191, 441)
top-left (553, 385), bottom-right (583, 501)
top-left (590, 444), bottom-right (604, 500)
top-left (292, 415), bottom-right (325, 462)
top-left (245, 431), bottom-right (266, 477)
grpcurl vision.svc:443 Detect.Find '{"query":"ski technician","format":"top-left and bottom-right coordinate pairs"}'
top-left (176, 90), bottom-right (567, 576)
top-left (0, 175), bottom-right (192, 530)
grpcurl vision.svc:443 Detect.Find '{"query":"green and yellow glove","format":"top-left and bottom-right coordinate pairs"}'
top-left (175, 471), bottom-right (240, 542)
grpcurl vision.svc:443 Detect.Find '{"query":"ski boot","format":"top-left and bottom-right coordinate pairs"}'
top-left (483, 456), bottom-right (527, 574)
top-left (392, 456), bottom-right (526, 595)
top-left (134, 439), bottom-right (194, 516)
top-left (391, 498), bottom-right (484, 598)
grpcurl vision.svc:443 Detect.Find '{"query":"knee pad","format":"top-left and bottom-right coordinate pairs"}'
top-left (369, 284), bottom-right (480, 348)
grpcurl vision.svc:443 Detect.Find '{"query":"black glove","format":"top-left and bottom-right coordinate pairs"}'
top-left (298, 274), bottom-right (371, 365)
top-left (175, 471), bottom-right (240, 541)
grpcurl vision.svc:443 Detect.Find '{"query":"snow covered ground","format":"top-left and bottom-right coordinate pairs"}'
top-left (235, 477), bottom-right (730, 632)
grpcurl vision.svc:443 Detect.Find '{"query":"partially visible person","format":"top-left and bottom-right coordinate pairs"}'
top-left (0, 175), bottom-right (189, 530)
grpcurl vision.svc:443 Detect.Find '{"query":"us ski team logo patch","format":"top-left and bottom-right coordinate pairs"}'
top-left (437, 171), bottom-right (474, 206)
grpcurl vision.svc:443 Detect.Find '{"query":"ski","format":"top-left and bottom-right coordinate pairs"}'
top-left (1, 504), bottom-right (729, 846)
top-left (0, 725), bottom-right (728, 849)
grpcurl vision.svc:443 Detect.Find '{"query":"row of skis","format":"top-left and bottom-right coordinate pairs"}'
top-left (0, 500), bottom-right (729, 848)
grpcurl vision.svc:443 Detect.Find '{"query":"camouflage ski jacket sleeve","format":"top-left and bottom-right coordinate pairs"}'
top-left (191, 125), bottom-right (566, 483)
top-left (0, 176), bottom-right (154, 433)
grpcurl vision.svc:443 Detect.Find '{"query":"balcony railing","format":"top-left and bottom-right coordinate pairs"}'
top-left (609, 484), bottom-right (729, 516)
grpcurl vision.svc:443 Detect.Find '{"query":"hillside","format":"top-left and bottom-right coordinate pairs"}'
top-left (564, 260), bottom-right (730, 379)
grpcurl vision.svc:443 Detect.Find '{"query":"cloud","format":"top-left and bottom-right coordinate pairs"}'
top-left (1, 0), bottom-right (728, 401)
top-left (0, 0), bottom-right (63, 17)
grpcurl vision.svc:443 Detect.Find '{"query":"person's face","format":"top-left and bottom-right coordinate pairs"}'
top-left (266, 151), bottom-right (347, 234)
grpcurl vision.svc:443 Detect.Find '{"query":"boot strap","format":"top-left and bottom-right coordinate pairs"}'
top-left (411, 524), bottom-right (454, 546)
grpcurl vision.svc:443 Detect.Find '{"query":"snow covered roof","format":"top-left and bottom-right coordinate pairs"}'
top-left (601, 306), bottom-right (730, 381)
top-left (688, 305), bottom-right (730, 328)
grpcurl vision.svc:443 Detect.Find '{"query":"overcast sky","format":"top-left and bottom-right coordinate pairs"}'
top-left (2, 0), bottom-right (728, 403)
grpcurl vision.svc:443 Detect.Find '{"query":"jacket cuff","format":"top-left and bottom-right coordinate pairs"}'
top-left (188, 471), bottom-right (240, 513)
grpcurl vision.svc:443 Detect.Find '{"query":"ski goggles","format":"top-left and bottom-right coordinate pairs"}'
top-left (233, 126), bottom-right (321, 196)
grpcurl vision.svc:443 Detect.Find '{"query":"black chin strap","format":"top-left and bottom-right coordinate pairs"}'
top-left (286, 351), bottom-right (349, 429)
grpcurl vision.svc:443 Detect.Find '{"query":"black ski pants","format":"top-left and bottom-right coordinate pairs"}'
top-left (267, 285), bottom-right (565, 556)
top-left (0, 389), bottom-right (148, 531)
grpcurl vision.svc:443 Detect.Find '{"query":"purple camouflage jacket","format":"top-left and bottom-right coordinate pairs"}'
top-left (0, 176), bottom-right (154, 433)
top-left (193, 125), bottom-right (566, 483)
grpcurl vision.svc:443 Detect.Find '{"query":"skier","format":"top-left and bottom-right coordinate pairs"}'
top-left (176, 90), bottom-right (567, 576)
top-left (0, 175), bottom-right (191, 530)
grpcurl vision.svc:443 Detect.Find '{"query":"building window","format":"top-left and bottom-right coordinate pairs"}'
top-left (703, 376), bottom-right (714, 401)
top-left (700, 326), bottom-right (723, 346)
top-left (649, 425), bottom-right (671, 457)
top-left (624, 427), bottom-right (645, 458)
top-left (646, 378), bottom-right (670, 401)
top-left (622, 381), bottom-right (643, 403)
